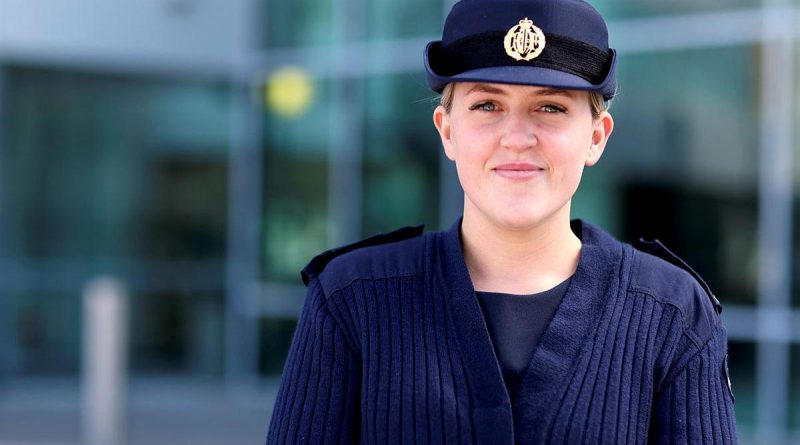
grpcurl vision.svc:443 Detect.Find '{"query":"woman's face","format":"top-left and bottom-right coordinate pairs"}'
top-left (433, 82), bottom-right (614, 231)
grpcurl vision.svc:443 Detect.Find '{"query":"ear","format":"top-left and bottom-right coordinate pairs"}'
top-left (433, 105), bottom-right (456, 161)
top-left (585, 111), bottom-right (614, 167)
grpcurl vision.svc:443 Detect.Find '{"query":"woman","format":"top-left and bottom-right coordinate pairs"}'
top-left (267, 0), bottom-right (738, 443)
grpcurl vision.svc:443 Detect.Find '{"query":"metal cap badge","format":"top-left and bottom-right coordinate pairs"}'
top-left (423, 0), bottom-right (618, 99)
top-left (504, 18), bottom-right (545, 61)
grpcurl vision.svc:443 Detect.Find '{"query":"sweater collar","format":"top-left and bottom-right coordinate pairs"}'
top-left (437, 218), bottom-right (626, 443)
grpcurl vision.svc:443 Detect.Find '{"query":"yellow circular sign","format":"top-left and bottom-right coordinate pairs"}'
top-left (265, 66), bottom-right (315, 118)
top-left (503, 18), bottom-right (546, 61)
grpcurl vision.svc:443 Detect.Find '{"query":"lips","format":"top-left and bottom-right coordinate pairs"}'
top-left (492, 162), bottom-right (545, 179)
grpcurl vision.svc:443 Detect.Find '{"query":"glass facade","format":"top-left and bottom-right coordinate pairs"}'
top-left (1, 0), bottom-right (799, 443)
top-left (1, 67), bottom-right (230, 376)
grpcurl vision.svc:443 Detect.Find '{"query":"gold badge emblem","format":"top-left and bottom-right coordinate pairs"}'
top-left (503, 18), bottom-right (546, 61)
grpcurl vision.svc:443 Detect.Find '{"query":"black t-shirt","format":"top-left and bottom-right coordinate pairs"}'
top-left (475, 276), bottom-right (571, 402)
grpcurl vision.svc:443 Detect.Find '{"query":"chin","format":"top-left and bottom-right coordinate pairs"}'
top-left (465, 192), bottom-right (566, 232)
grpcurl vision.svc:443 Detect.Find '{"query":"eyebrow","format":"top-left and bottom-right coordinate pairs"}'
top-left (465, 83), bottom-right (577, 99)
top-left (465, 83), bottom-right (508, 95)
top-left (531, 88), bottom-right (577, 99)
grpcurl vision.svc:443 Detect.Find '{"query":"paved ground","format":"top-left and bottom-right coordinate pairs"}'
top-left (0, 377), bottom-right (278, 445)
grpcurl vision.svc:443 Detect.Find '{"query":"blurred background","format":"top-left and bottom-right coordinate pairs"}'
top-left (0, 0), bottom-right (798, 443)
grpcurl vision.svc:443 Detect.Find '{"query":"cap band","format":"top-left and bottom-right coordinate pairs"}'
top-left (436, 31), bottom-right (612, 85)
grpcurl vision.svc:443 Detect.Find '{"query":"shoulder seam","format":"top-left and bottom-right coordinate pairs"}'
top-left (632, 237), bottom-right (722, 314)
top-left (627, 286), bottom-right (703, 349)
top-left (307, 277), bottom-right (362, 356)
top-left (627, 248), bottom-right (720, 349)
top-left (322, 272), bottom-right (425, 300)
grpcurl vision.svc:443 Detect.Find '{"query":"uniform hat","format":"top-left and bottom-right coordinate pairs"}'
top-left (424, 0), bottom-right (617, 100)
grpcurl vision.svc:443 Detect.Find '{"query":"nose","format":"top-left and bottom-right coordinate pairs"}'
top-left (499, 111), bottom-right (537, 152)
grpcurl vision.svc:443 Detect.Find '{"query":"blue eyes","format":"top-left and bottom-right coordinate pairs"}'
top-left (470, 102), bottom-right (497, 112)
top-left (541, 104), bottom-right (566, 113)
top-left (469, 102), bottom-right (566, 113)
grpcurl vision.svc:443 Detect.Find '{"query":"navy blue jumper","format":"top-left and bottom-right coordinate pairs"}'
top-left (266, 219), bottom-right (738, 444)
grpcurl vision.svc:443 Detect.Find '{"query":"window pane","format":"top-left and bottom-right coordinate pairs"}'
top-left (362, 74), bottom-right (441, 235)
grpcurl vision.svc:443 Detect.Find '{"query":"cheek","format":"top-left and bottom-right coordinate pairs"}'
top-left (546, 133), bottom-right (591, 181)
top-left (450, 131), bottom-right (494, 197)
top-left (451, 126), bottom-right (492, 165)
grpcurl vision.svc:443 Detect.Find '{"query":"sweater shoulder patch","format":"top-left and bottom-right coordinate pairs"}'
top-left (631, 238), bottom-right (723, 347)
top-left (633, 237), bottom-right (722, 315)
top-left (301, 225), bottom-right (425, 286)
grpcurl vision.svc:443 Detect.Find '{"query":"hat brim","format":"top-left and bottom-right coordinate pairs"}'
top-left (424, 41), bottom-right (617, 100)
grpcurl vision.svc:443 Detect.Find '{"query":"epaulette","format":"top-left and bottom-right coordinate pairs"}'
top-left (301, 225), bottom-right (425, 286)
top-left (633, 238), bottom-right (722, 315)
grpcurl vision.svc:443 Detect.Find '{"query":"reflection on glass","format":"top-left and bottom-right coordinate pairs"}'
top-left (362, 74), bottom-right (441, 235)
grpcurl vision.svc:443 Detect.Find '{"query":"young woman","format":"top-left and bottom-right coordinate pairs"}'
top-left (267, 0), bottom-right (738, 443)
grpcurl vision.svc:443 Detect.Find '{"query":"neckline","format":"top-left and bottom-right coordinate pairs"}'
top-left (475, 275), bottom-right (573, 299)
top-left (437, 217), bottom-right (627, 443)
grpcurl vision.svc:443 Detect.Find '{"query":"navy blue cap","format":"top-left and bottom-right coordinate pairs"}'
top-left (425, 0), bottom-right (618, 100)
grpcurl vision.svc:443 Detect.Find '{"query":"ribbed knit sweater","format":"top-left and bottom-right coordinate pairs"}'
top-left (266, 219), bottom-right (738, 444)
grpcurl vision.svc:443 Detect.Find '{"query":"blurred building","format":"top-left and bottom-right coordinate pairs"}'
top-left (0, 0), bottom-right (798, 443)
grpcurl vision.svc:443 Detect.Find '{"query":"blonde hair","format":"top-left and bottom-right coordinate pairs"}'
top-left (439, 83), bottom-right (609, 119)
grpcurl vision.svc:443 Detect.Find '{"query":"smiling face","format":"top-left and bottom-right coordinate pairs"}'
top-left (433, 82), bottom-right (614, 232)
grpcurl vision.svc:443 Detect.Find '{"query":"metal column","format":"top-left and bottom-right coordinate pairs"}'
top-left (224, 81), bottom-right (264, 388)
top-left (224, 0), bottom-right (265, 389)
top-left (0, 66), bottom-right (11, 378)
top-left (755, 3), bottom-right (795, 444)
